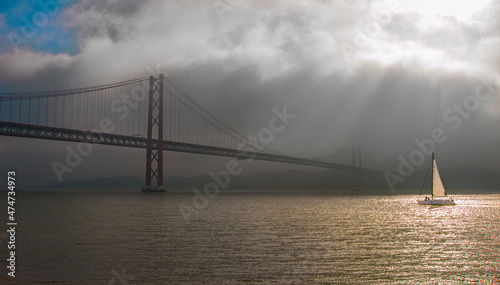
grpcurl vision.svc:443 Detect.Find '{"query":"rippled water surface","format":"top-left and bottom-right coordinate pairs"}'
top-left (1, 190), bottom-right (499, 284)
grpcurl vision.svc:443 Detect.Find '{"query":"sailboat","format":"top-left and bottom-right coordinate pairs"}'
top-left (417, 152), bottom-right (455, 205)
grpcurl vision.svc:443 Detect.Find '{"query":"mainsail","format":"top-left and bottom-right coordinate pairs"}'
top-left (432, 157), bottom-right (446, 197)
top-left (418, 152), bottom-right (455, 205)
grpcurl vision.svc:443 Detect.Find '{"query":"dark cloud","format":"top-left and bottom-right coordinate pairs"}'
top-left (68, 0), bottom-right (145, 42)
top-left (1, 0), bottom-right (500, 186)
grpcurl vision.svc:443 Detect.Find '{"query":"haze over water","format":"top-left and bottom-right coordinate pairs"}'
top-left (1, 189), bottom-right (498, 284)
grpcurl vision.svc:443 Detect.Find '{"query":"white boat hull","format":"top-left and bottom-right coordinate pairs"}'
top-left (417, 198), bottom-right (455, 205)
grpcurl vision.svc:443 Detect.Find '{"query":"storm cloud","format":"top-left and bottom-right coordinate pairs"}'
top-left (1, 0), bottom-right (500, 187)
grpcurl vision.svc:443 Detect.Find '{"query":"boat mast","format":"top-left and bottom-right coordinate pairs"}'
top-left (431, 152), bottom-right (434, 199)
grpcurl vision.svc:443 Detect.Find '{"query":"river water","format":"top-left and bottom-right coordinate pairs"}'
top-left (1, 190), bottom-right (499, 284)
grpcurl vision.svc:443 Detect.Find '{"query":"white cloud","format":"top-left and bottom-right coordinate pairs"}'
top-left (340, 0), bottom-right (500, 77)
top-left (0, 51), bottom-right (72, 78)
top-left (1, 0), bottom-right (498, 83)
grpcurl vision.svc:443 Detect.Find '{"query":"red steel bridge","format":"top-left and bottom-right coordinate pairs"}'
top-left (0, 74), bottom-right (380, 191)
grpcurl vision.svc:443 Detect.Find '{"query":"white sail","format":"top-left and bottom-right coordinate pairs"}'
top-left (432, 158), bottom-right (446, 197)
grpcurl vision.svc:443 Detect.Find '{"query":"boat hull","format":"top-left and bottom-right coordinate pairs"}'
top-left (417, 199), bottom-right (455, 205)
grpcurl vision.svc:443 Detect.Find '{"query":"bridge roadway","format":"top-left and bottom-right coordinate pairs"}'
top-left (0, 121), bottom-right (380, 175)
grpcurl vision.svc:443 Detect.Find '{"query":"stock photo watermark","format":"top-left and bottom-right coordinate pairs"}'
top-left (109, 267), bottom-right (135, 285)
top-left (7, 0), bottom-right (71, 53)
top-left (384, 75), bottom-right (499, 191)
top-left (178, 106), bottom-right (296, 223)
top-left (212, 0), bottom-right (243, 21)
top-left (341, 0), bottom-right (402, 63)
top-left (5, 171), bottom-right (17, 278)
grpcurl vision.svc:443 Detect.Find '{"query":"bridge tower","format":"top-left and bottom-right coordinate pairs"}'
top-left (352, 143), bottom-right (362, 190)
top-left (142, 74), bottom-right (166, 192)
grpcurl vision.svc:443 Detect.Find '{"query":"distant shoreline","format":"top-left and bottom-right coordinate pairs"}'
top-left (4, 166), bottom-right (500, 193)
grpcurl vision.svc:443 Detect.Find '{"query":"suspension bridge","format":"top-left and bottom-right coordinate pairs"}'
top-left (0, 74), bottom-right (381, 191)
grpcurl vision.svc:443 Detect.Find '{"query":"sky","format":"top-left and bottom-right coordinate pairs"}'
top-left (0, 0), bottom-right (500, 188)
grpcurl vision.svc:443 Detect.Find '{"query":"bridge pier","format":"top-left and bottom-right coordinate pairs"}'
top-left (142, 74), bottom-right (166, 192)
top-left (352, 143), bottom-right (362, 190)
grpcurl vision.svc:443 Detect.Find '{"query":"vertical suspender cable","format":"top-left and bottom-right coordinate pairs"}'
top-left (18, 97), bottom-right (22, 123)
top-left (44, 97), bottom-right (48, 127)
top-left (36, 97), bottom-right (40, 125)
top-left (54, 94), bottom-right (58, 128)
top-left (77, 93), bottom-right (79, 130)
top-left (169, 91), bottom-right (172, 141)
top-left (9, 98), bottom-right (12, 122)
top-left (28, 98), bottom-right (31, 124)
top-left (61, 93), bottom-right (64, 128)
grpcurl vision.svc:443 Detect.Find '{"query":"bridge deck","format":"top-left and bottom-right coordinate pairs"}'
top-left (0, 121), bottom-right (380, 174)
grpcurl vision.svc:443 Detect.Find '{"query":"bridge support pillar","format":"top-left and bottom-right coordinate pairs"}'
top-left (142, 74), bottom-right (166, 192)
top-left (352, 143), bottom-right (362, 190)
